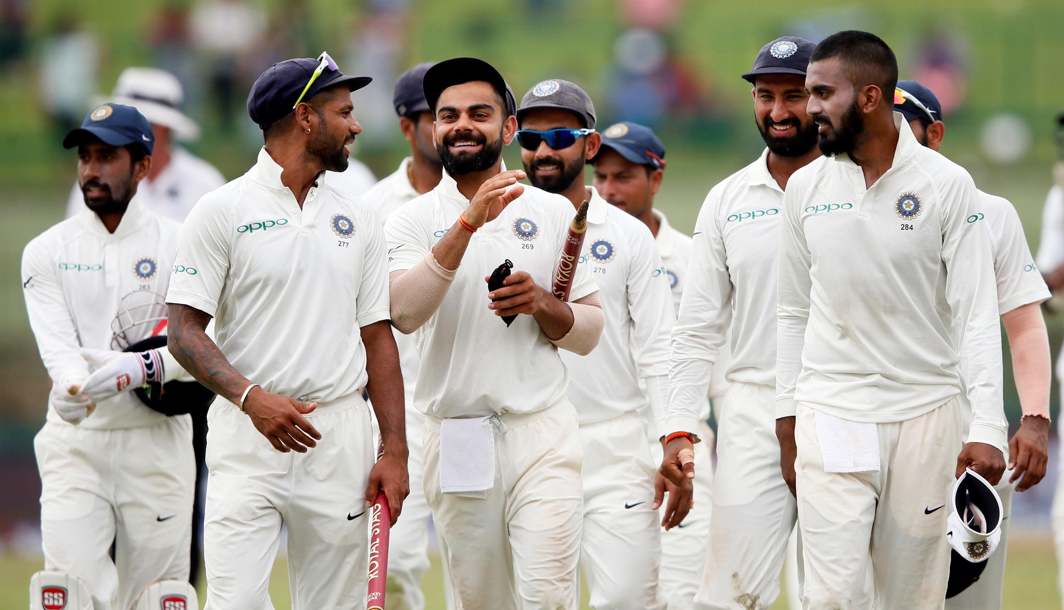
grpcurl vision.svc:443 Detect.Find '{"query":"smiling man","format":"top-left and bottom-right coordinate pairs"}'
top-left (385, 57), bottom-right (603, 610)
top-left (658, 35), bottom-right (820, 610)
top-left (773, 31), bottom-right (1005, 608)
top-left (166, 53), bottom-right (409, 609)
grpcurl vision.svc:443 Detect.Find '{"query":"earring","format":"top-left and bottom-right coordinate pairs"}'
top-left (304, 128), bottom-right (311, 134)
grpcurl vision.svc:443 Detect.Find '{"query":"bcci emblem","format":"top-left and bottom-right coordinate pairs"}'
top-left (770, 40), bottom-right (799, 59)
top-left (965, 540), bottom-right (991, 561)
top-left (512, 217), bottom-right (539, 241)
top-left (590, 239), bottom-right (615, 263)
top-left (331, 214), bottom-right (355, 238)
top-left (133, 257), bottom-right (157, 280)
top-left (896, 193), bottom-right (921, 219)
top-left (90, 105), bottom-right (113, 121)
top-left (604, 123), bottom-right (629, 139)
top-left (532, 80), bottom-right (560, 97)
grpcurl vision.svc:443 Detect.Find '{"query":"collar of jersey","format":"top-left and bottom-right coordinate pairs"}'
top-left (586, 186), bottom-right (609, 225)
top-left (746, 147), bottom-right (781, 192)
top-left (82, 194), bottom-right (147, 238)
top-left (830, 112), bottom-right (919, 177)
top-left (249, 147), bottom-right (299, 191)
top-left (652, 208), bottom-right (675, 257)
top-left (395, 157), bottom-right (418, 200)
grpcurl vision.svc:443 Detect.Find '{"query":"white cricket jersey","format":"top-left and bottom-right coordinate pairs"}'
top-left (385, 172), bottom-right (598, 419)
top-left (975, 190), bottom-right (1050, 314)
top-left (361, 157), bottom-right (422, 404)
top-left (327, 157), bottom-right (377, 201)
top-left (22, 200), bottom-right (178, 429)
top-left (561, 187), bottom-right (673, 425)
top-left (166, 148), bottom-right (390, 403)
top-left (1035, 185), bottom-right (1064, 381)
top-left (666, 149), bottom-right (783, 436)
top-left (776, 116), bottom-right (1006, 450)
top-left (65, 147), bottom-right (225, 223)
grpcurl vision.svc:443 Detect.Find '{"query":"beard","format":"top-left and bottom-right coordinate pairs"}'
top-left (80, 177), bottom-right (133, 215)
top-left (309, 130), bottom-right (351, 172)
top-left (757, 115), bottom-right (819, 157)
top-left (438, 128), bottom-right (503, 176)
top-left (525, 152), bottom-right (585, 194)
top-left (814, 101), bottom-right (864, 156)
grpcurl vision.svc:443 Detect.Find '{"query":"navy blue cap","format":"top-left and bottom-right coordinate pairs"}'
top-left (63, 103), bottom-right (154, 155)
top-left (423, 57), bottom-right (516, 116)
top-left (742, 36), bottom-right (815, 84)
top-left (593, 121), bottom-right (666, 169)
top-left (894, 80), bottom-right (942, 125)
top-left (394, 62), bottom-right (433, 117)
top-left (247, 54), bottom-right (372, 130)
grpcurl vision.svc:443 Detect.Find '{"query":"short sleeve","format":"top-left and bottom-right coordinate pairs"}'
top-left (385, 200), bottom-right (430, 273)
top-left (165, 194), bottom-right (231, 317)
top-left (356, 213), bottom-right (391, 327)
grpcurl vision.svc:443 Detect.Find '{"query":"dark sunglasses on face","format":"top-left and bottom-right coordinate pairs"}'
top-left (515, 128), bottom-right (596, 151)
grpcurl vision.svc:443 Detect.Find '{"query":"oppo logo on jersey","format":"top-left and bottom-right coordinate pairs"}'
top-left (237, 218), bottom-right (290, 234)
top-left (58, 262), bottom-right (103, 272)
top-left (805, 202), bottom-right (854, 215)
top-left (726, 208), bottom-right (780, 223)
top-left (172, 264), bottom-right (198, 276)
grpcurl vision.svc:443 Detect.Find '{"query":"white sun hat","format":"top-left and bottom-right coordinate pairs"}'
top-left (109, 67), bottom-right (200, 141)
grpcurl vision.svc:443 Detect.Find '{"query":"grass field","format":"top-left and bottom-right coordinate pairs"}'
top-left (3, 536), bottom-right (1060, 608)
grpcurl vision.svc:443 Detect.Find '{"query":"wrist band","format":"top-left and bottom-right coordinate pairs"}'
top-left (457, 215), bottom-right (478, 233)
top-left (239, 383), bottom-right (260, 412)
top-left (665, 431), bottom-right (695, 444)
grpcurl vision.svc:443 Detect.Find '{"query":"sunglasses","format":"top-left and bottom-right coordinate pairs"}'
top-left (894, 87), bottom-right (937, 124)
top-left (293, 51), bottom-right (338, 109)
top-left (516, 128), bottom-right (595, 151)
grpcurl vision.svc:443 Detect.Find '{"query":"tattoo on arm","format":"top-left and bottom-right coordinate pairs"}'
top-left (167, 304), bottom-right (250, 404)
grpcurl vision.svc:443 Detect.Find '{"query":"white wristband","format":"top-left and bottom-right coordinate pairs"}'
top-left (239, 383), bottom-right (260, 411)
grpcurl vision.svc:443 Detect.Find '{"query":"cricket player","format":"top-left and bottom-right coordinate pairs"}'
top-left (658, 36), bottom-right (821, 609)
top-left (63, 67), bottom-right (225, 223)
top-left (360, 62), bottom-right (443, 610)
top-left (893, 79), bottom-right (1052, 609)
top-left (517, 80), bottom-right (672, 609)
top-left (165, 53), bottom-right (409, 609)
top-left (751, 31), bottom-right (1002, 607)
top-left (385, 57), bottom-right (604, 610)
top-left (590, 120), bottom-right (715, 608)
top-left (22, 103), bottom-right (199, 609)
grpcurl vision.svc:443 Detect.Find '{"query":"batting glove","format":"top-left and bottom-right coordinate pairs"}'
top-left (49, 379), bottom-right (93, 425)
top-left (79, 348), bottom-right (165, 404)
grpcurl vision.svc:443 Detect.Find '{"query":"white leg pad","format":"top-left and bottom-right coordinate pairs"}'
top-left (134, 580), bottom-right (200, 610)
top-left (29, 571), bottom-right (93, 610)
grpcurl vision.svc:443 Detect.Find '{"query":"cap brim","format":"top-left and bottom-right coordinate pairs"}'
top-left (595, 140), bottom-right (650, 166)
top-left (311, 73), bottom-right (373, 98)
top-left (741, 67), bottom-right (808, 83)
top-left (62, 125), bottom-right (141, 150)
top-left (110, 95), bottom-right (200, 141)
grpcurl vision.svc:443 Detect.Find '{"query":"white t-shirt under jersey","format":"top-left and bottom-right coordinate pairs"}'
top-left (22, 200), bottom-right (179, 429)
top-left (666, 149), bottom-right (783, 436)
top-left (561, 188), bottom-right (673, 425)
top-left (166, 148), bottom-right (390, 403)
top-left (776, 116), bottom-right (1006, 450)
top-left (385, 171), bottom-right (597, 419)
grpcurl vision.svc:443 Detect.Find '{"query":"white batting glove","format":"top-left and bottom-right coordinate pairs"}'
top-left (49, 379), bottom-right (94, 425)
top-left (78, 348), bottom-right (164, 403)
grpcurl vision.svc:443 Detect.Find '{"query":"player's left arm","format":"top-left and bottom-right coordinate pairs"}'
top-left (360, 216), bottom-right (409, 525)
top-left (1002, 303), bottom-right (1051, 491)
top-left (942, 173), bottom-right (1008, 483)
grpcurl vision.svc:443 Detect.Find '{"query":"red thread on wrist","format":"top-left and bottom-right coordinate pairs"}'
top-left (665, 431), bottom-right (694, 444)
top-left (458, 215), bottom-right (478, 233)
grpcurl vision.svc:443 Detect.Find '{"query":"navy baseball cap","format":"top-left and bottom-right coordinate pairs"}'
top-left (393, 62), bottom-right (433, 117)
top-left (422, 57), bottom-right (516, 116)
top-left (63, 103), bottom-right (154, 155)
top-left (894, 80), bottom-right (942, 125)
top-left (517, 79), bottom-right (597, 129)
top-left (742, 36), bottom-right (815, 83)
top-left (592, 121), bottom-right (665, 169)
top-left (247, 52), bottom-right (372, 130)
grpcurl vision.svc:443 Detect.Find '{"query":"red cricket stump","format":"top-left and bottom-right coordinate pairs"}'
top-left (552, 198), bottom-right (590, 301)
top-left (366, 491), bottom-right (391, 610)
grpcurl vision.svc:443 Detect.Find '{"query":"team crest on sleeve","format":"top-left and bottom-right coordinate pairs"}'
top-left (896, 193), bottom-right (922, 219)
top-left (512, 217), bottom-right (539, 241)
top-left (770, 40), bottom-right (799, 59)
top-left (331, 214), bottom-right (355, 238)
top-left (134, 257), bottom-right (157, 280)
top-left (590, 239), bottom-right (615, 262)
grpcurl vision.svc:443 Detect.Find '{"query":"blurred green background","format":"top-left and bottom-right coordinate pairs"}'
top-left (2, 0), bottom-right (1064, 607)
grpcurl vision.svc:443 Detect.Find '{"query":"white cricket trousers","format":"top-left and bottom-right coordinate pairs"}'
top-left (697, 382), bottom-right (796, 610)
top-left (203, 394), bottom-right (374, 610)
top-left (34, 416), bottom-right (194, 610)
top-left (795, 398), bottom-right (966, 609)
top-left (649, 419), bottom-right (714, 610)
top-left (424, 400), bottom-right (584, 610)
top-left (580, 410), bottom-right (663, 610)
